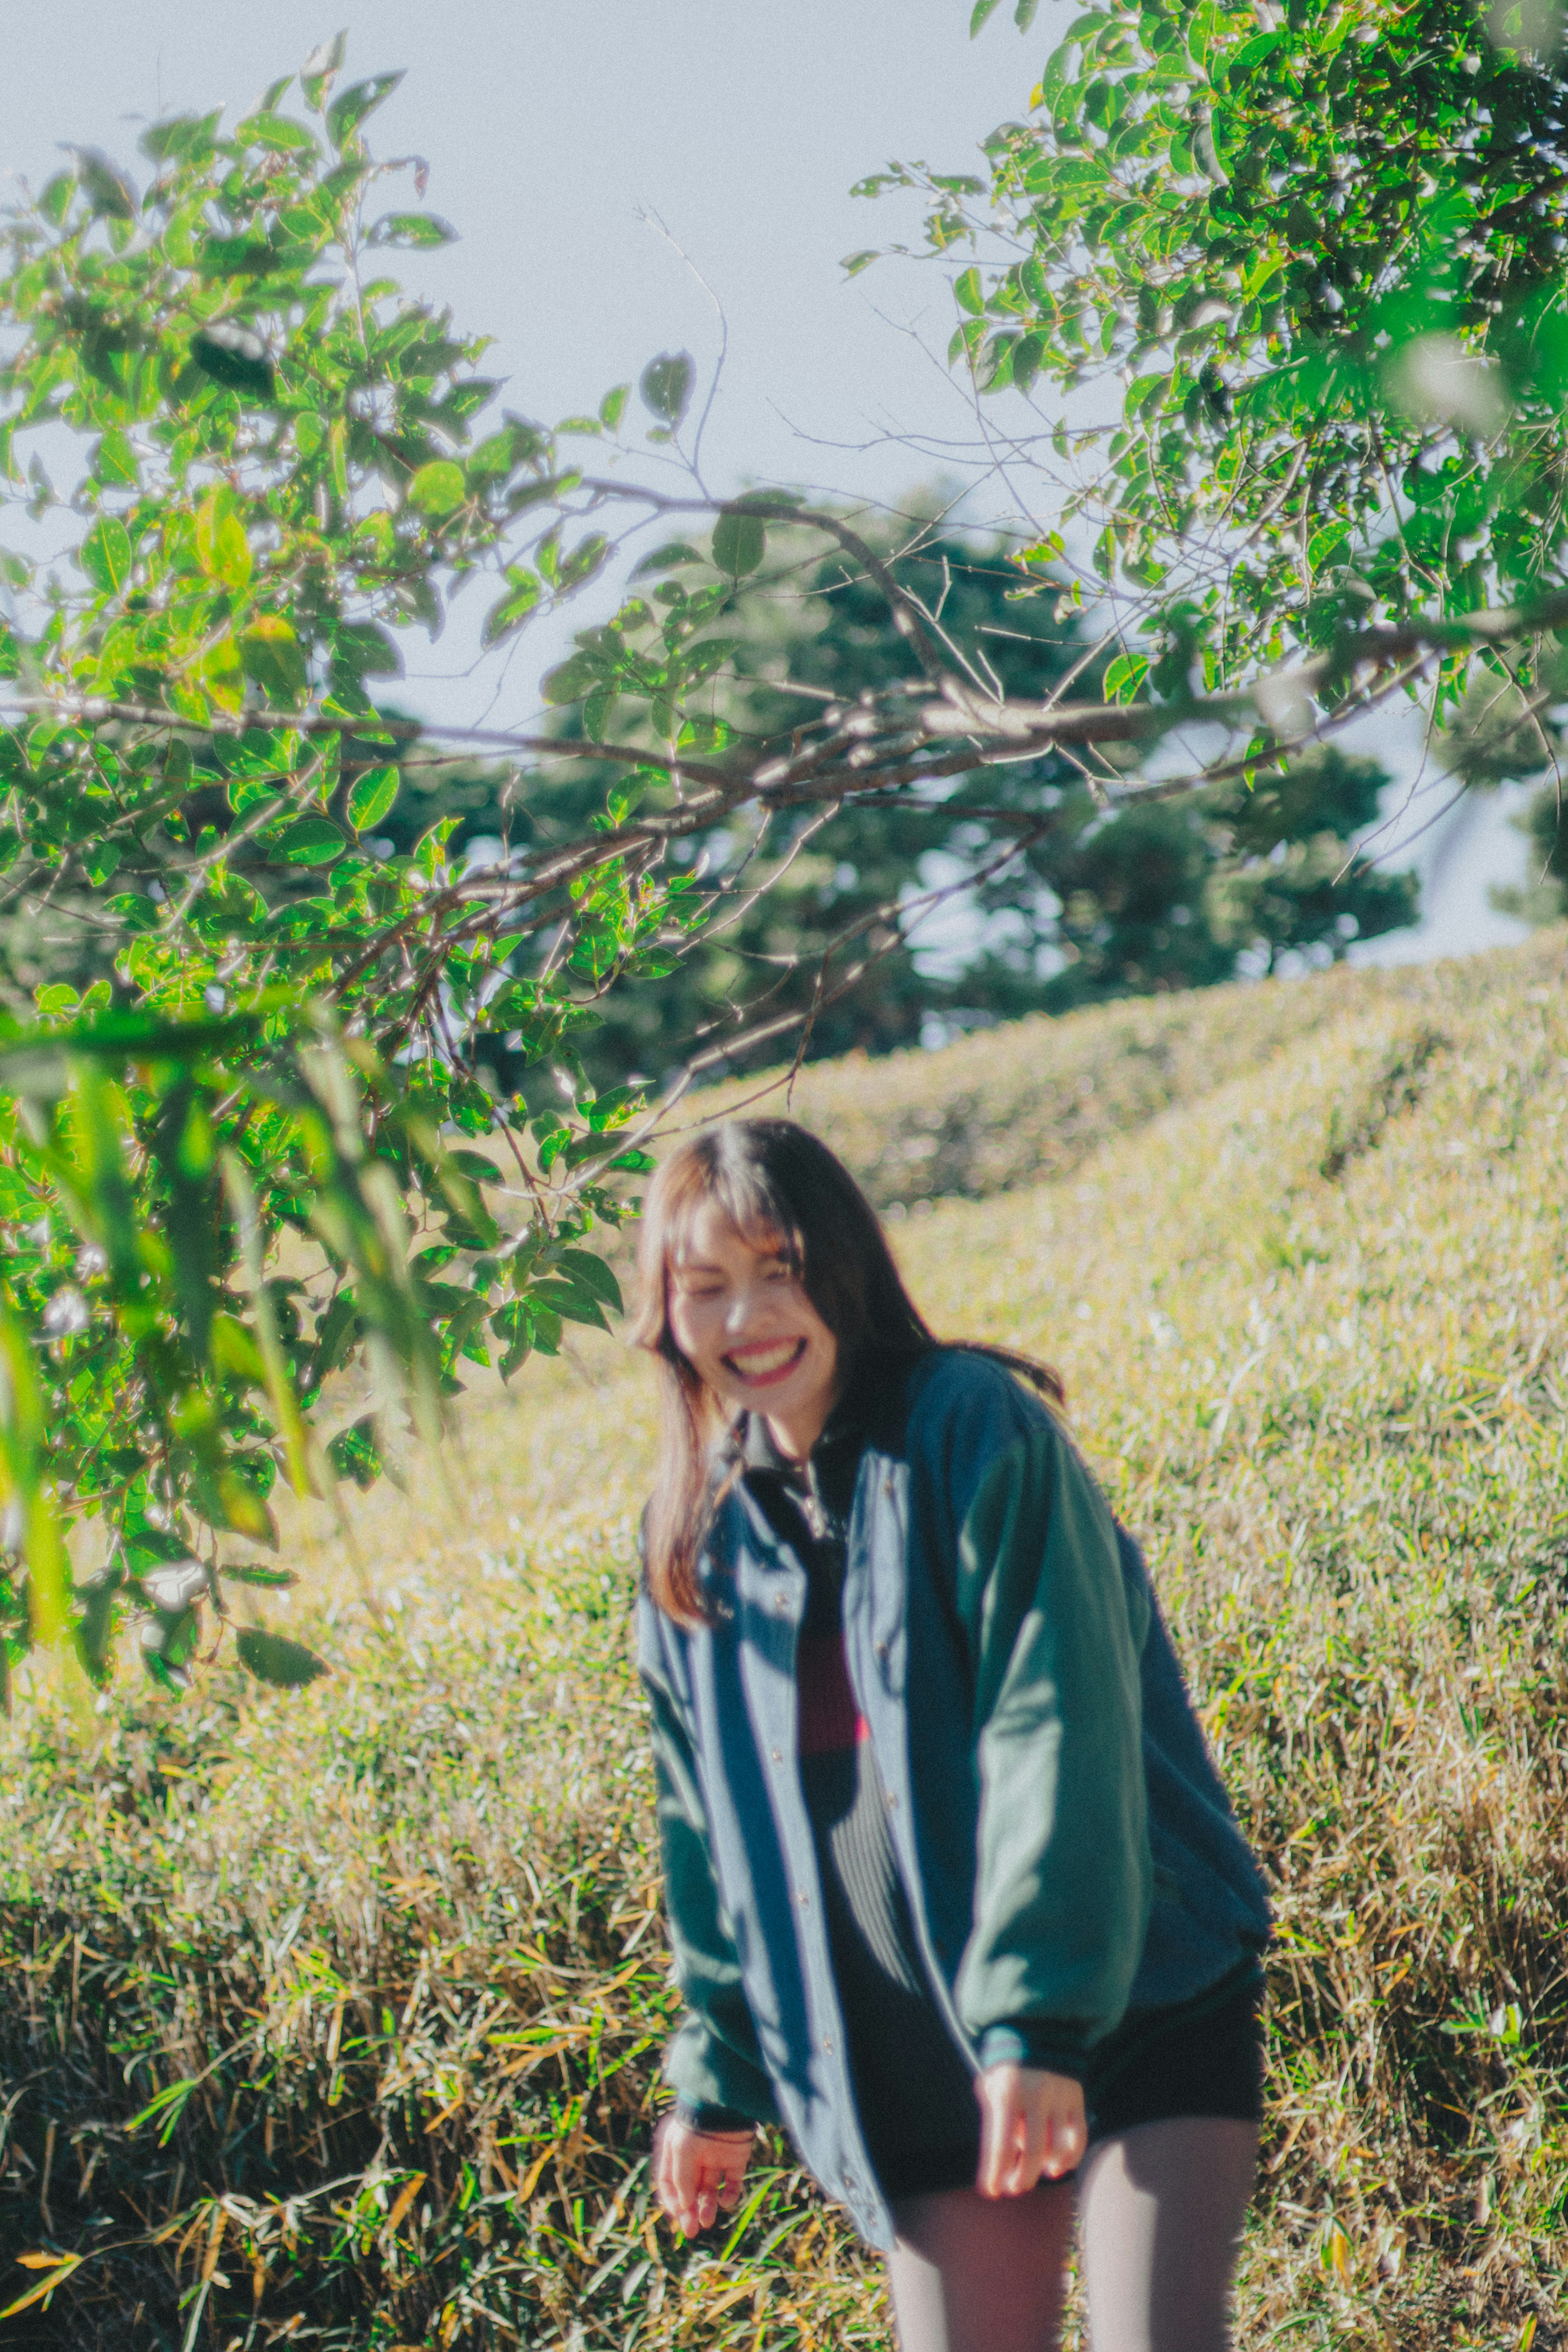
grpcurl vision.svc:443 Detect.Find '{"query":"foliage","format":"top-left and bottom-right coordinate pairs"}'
top-left (0, 6), bottom-right (1559, 1709)
top-left (394, 534), bottom-right (1419, 1086)
top-left (865, 0), bottom-right (1568, 731)
top-left (5, 932), bottom-right (1568, 2345)
top-left (0, 44), bottom-right (698, 1698)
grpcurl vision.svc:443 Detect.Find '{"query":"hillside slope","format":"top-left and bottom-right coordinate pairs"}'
top-left (698, 949), bottom-right (1502, 1207)
top-left (4, 932), bottom-right (1568, 2351)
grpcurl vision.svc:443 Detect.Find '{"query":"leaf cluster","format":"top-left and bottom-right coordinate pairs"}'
top-left (883, 0), bottom-right (1568, 720)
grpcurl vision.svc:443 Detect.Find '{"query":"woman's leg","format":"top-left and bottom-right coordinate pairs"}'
top-left (885, 2178), bottom-right (1076, 2352)
top-left (1078, 2118), bottom-right (1258, 2352)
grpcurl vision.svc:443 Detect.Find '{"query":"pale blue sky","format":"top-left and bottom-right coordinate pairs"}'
top-left (1, 2), bottom-right (1532, 955)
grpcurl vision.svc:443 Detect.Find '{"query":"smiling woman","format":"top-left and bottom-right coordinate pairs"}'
top-left (627, 1116), bottom-right (1272, 2352)
top-left (630, 1119), bottom-right (1025, 1619)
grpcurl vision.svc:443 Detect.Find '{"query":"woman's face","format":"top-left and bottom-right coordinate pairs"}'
top-left (665, 1200), bottom-right (839, 1458)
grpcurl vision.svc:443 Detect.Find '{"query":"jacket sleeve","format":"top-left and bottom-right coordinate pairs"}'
top-left (637, 1605), bottom-right (778, 2127)
top-left (951, 1425), bottom-right (1152, 2080)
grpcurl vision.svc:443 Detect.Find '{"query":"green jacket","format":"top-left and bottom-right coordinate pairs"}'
top-left (637, 1349), bottom-right (1269, 2250)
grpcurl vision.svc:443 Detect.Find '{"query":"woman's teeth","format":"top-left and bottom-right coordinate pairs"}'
top-left (728, 1338), bottom-right (804, 1379)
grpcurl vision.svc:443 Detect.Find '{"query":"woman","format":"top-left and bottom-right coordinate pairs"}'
top-left (633, 1119), bottom-right (1270, 2352)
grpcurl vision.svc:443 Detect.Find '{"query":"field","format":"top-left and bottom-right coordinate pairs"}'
top-left (6, 933), bottom-right (1568, 2348)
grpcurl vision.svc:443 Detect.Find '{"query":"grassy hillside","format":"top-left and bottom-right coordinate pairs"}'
top-left (5, 936), bottom-right (1568, 2349)
top-left (697, 953), bottom-right (1474, 1208)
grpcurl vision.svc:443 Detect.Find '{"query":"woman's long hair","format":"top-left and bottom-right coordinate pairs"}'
top-left (631, 1118), bottom-right (1062, 1622)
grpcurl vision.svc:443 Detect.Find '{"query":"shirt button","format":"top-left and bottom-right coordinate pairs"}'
top-left (797, 1889), bottom-right (810, 1906)
top-left (820, 2035), bottom-right (834, 2054)
top-left (771, 1746), bottom-right (784, 1763)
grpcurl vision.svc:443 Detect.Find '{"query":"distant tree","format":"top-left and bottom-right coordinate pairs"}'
top-left (407, 531), bottom-right (1418, 1090)
top-left (559, 534), bottom-right (1415, 1082)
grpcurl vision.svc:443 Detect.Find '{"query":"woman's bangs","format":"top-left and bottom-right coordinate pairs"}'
top-left (661, 1151), bottom-right (803, 1278)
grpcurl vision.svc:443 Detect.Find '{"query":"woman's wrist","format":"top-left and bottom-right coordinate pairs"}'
top-left (976, 2022), bottom-right (1090, 2081)
top-left (673, 2097), bottom-right (756, 2137)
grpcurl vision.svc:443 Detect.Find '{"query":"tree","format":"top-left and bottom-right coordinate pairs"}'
top-left (862, 0), bottom-right (1568, 720)
top-left (376, 529), bottom-right (1419, 1091)
top-left (0, 16), bottom-right (1554, 1706)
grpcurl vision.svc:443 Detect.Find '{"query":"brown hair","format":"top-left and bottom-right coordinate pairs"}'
top-left (631, 1118), bottom-right (1063, 1621)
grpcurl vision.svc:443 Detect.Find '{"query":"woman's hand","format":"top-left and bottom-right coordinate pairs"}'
top-left (654, 2115), bottom-right (756, 2237)
top-left (975, 2064), bottom-right (1087, 2196)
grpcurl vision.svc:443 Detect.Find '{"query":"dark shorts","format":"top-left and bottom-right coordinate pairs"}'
top-left (874, 1966), bottom-right (1264, 2200)
top-left (1087, 1971), bottom-right (1265, 2143)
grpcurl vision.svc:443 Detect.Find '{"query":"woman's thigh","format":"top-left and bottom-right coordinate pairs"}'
top-left (885, 2178), bottom-right (1076, 2352)
top-left (1078, 2117), bottom-right (1258, 2352)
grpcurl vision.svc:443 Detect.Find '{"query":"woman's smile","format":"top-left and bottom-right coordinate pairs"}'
top-left (723, 1336), bottom-right (808, 1385)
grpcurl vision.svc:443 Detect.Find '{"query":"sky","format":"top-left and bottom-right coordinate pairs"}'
top-left (0, 0), bottom-right (1535, 964)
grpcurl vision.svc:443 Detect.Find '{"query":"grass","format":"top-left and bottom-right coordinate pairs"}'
top-left (6, 933), bottom-right (1568, 2348)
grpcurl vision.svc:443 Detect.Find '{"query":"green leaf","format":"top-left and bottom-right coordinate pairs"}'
top-left (240, 616), bottom-right (306, 702)
top-left (346, 765), bottom-right (399, 832)
top-left (1103, 651), bottom-right (1150, 701)
top-left (407, 460), bottom-right (467, 515)
top-left (301, 31), bottom-right (348, 110)
top-left (222, 1561), bottom-right (298, 1588)
top-left (96, 429), bottom-right (138, 486)
top-left (139, 110), bottom-right (221, 164)
top-left (713, 512), bottom-right (767, 577)
top-left (327, 1413), bottom-right (381, 1488)
top-left (481, 573), bottom-right (541, 646)
top-left (556, 1247), bottom-right (624, 1313)
top-left (331, 620), bottom-right (403, 678)
top-left (236, 109), bottom-right (319, 154)
top-left (1307, 524), bottom-right (1350, 571)
top-left (367, 211), bottom-right (459, 249)
top-left (955, 266), bottom-right (985, 316)
top-left (274, 818), bottom-right (345, 864)
top-left (196, 490), bottom-right (252, 591)
top-left (1223, 30), bottom-right (1283, 82)
top-left (971, 0), bottom-right (1006, 31)
top-left (559, 533), bottom-right (610, 590)
top-left (541, 653), bottom-right (606, 705)
top-left (1015, 0), bottom-right (1040, 23)
top-left (599, 382), bottom-right (630, 431)
top-left (74, 149), bottom-right (136, 220)
top-left (80, 516), bottom-right (132, 597)
top-left (235, 1626), bottom-right (328, 1686)
top-left (104, 893), bottom-right (159, 934)
top-left (630, 541), bottom-right (705, 577)
top-left (639, 351), bottom-right (695, 426)
top-left (326, 71), bottom-right (404, 149)
top-left (39, 171), bottom-right (74, 225)
top-left (198, 235), bottom-right (283, 277)
top-left (189, 328), bottom-right (275, 401)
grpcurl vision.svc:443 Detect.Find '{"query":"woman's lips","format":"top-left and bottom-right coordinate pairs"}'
top-left (722, 1337), bottom-right (807, 1387)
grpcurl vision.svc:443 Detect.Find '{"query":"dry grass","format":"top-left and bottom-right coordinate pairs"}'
top-left (6, 936), bottom-right (1568, 2348)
